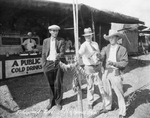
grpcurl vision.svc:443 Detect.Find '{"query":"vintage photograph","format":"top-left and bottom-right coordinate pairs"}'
top-left (0, 0), bottom-right (150, 118)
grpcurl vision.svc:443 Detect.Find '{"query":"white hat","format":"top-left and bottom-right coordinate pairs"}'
top-left (48, 25), bottom-right (60, 30)
top-left (104, 30), bottom-right (123, 40)
top-left (82, 27), bottom-right (93, 36)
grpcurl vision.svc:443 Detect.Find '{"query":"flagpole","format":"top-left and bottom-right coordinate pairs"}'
top-left (73, 0), bottom-right (84, 118)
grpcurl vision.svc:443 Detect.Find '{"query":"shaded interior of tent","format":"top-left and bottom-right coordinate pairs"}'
top-left (0, 0), bottom-right (144, 48)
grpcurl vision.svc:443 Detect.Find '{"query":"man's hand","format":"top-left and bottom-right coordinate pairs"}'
top-left (32, 45), bottom-right (36, 49)
top-left (56, 53), bottom-right (60, 60)
top-left (107, 61), bottom-right (116, 66)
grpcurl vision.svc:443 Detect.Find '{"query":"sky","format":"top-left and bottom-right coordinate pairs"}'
top-left (46, 0), bottom-right (150, 27)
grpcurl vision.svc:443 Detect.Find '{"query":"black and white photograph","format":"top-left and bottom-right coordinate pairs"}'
top-left (0, 0), bottom-right (150, 118)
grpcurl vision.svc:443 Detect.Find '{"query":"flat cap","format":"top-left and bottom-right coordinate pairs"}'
top-left (48, 25), bottom-right (60, 30)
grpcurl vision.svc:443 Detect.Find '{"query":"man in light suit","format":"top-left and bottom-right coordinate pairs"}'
top-left (78, 27), bottom-right (104, 110)
top-left (100, 30), bottom-right (128, 118)
top-left (42, 25), bottom-right (66, 111)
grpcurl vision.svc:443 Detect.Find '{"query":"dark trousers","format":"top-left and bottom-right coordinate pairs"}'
top-left (44, 61), bottom-right (64, 105)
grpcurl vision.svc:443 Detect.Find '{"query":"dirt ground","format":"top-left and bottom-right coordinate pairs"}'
top-left (0, 53), bottom-right (150, 118)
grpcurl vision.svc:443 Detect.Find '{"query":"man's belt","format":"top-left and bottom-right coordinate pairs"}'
top-left (106, 68), bottom-right (120, 76)
top-left (88, 65), bottom-right (99, 67)
top-left (47, 60), bottom-right (55, 62)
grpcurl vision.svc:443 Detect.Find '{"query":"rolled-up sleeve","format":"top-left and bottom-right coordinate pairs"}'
top-left (78, 44), bottom-right (85, 56)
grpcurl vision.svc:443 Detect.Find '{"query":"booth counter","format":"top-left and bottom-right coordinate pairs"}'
top-left (0, 52), bottom-right (76, 80)
top-left (0, 54), bottom-right (42, 80)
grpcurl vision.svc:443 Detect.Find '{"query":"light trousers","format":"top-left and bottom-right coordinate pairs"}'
top-left (102, 69), bottom-right (126, 116)
top-left (84, 65), bottom-right (105, 105)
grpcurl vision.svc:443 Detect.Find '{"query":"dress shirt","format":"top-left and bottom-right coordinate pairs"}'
top-left (22, 39), bottom-right (36, 51)
top-left (79, 41), bottom-right (99, 65)
top-left (107, 44), bottom-right (118, 68)
top-left (47, 37), bottom-right (57, 61)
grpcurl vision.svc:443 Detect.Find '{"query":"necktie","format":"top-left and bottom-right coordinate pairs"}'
top-left (89, 42), bottom-right (97, 60)
top-left (89, 42), bottom-right (97, 51)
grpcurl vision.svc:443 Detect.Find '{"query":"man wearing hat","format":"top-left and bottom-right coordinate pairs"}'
top-left (78, 27), bottom-right (105, 110)
top-left (22, 32), bottom-right (37, 52)
top-left (100, 30), bottom-right (128, 118)
top-left (42, 25), bottom-right (66, 111)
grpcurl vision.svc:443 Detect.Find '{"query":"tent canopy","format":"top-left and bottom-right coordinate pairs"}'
top-left (0, 0), bottom-right (144, 25)
top-left (0, 0), bottom-right (144, 40)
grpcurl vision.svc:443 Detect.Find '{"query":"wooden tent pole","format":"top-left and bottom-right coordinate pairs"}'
top-left (73, 0), bottom-right (84, 118)
top-left (91, 11), bottom-right (96, 42)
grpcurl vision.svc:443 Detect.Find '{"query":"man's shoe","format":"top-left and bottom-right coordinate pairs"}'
top-left (99, 108), bottom-right (111, 114)
top-left (46, 104), bottom-right (53, 110)
top-left (56, 104), bottom-right (62, 110)
top-left (88, 104), bottom-right (93, 110)
top-left (46, 101), bottom-right (55, 110)
top-left (119, 115), bottom-right (125, 118)
top-left (111, 103), bottom-right (117, 110)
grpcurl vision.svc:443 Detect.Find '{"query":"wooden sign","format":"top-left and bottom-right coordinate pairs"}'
top-left (5, 58), bottom-right (43, 78)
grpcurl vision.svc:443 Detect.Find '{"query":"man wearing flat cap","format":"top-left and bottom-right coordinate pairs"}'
top-left (100, 30), bottom-right (128, 118)
top-left (42, 25), bottom-right (66, 111)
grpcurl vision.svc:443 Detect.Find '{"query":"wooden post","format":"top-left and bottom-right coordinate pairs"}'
top-left (73, 0), bottom-right (84, 118)
top-left (91, 12), bottom-right (96, 42)
top-left (99, 25), bottom-right (102, 49)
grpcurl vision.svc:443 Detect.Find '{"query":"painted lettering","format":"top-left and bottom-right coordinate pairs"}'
top-left (26, 65), bottom-right (42, 71)
top-left (12, 60), bottom-right (19, 67)
top-left (21, 58), bottom-right (41, 66)
top-left (11, 67), bottom-right (25, 73)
